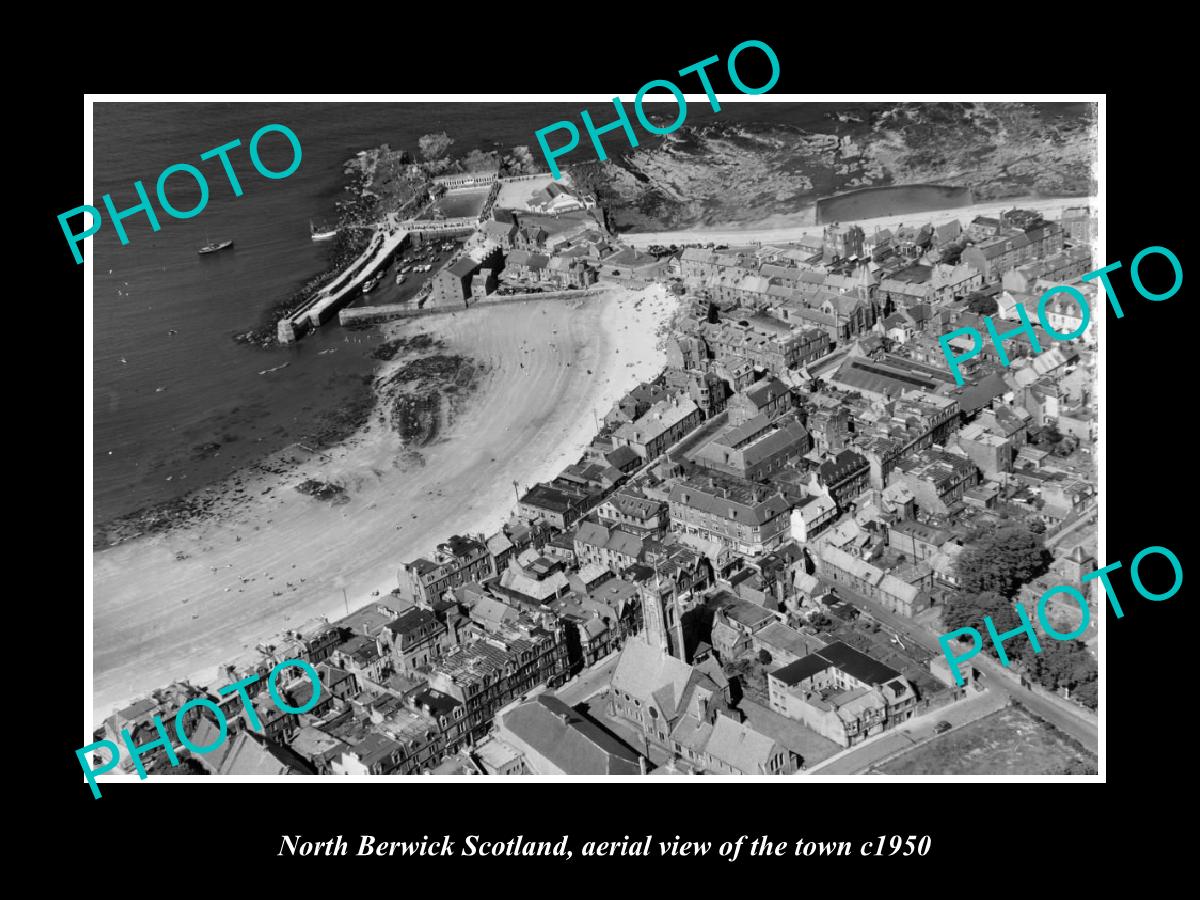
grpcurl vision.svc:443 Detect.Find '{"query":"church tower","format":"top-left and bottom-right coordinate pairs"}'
top-left (641, 573), bottom-right (670, 654)
top-left (641, 568), bottom-right (687, 662)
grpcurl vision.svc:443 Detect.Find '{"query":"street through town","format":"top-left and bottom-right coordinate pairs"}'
top-left (826, 581), bottom-right (1098, 750)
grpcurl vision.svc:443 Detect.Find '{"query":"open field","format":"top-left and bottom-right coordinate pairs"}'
top-left (92, 285), bottom-right (678, 723)
top-left (872, 704), bottom-right (1097, 775)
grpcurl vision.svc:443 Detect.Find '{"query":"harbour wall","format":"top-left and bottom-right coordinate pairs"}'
top-left (278, 229), bottom-right (411, 343)
top-left (277, 172), bottom-right (552, 344)
top-left (338, 288), bottom-right (602, 327)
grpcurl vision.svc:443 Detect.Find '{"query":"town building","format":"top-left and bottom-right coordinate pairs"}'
top-left (595, 489), bottom-right (668, 538)
top-left (427, 624), bottom-right (571, 749)
top-left (516, 482), bottom-right (596, 530)
top-left (887, 450), bottom-right (980, 516)
top-left (494, 694), bottom-right (643, 775)
top-left (824, 223), bottom-right (866, 262)
top-left (693, 414), bottom-right (811, 481)
top-left (726, 377), bottom-right (793, 425)
top-left (574, 522), bottom-right (646, 574)
top-left (401, 534), bottom-right (495, 607)
top-left (812, 449), bottom-right (870, 512)
top-left (768, 641), bottom-right (918, 747)
top-left (612, 396), bottom-right (701, 461)
top-left (381, 608), bottom-right (447, 675)
top-left (667, 474), bottom-right (792, 557)
top-left (697, 318), bottom-right (829, 372)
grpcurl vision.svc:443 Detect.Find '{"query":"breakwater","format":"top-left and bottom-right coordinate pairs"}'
top-left (339, 288), bottom-right (603, 327)
top-left (277, 228), bottom-right (411, 343)
top-left (277, 175), bottom-right (564, 343)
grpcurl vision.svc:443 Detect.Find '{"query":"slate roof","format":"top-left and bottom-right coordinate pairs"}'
top-left (218, 731), bottom-right (312, 776)
top-left (604, 491), bottom-right (663, 520)
top-left (667, 481), bottom-right (790, 526)
top-left (771, 654), bottom-right (834, 686)
top-left (447, 257), bottom-right (479, 278)
top-left (702, 714), bottom-right (779, 775)
top-left (502, 694), bottom-right (641, 775)
top-left (756, 621), bottom-right (827, 659)
top-left (575, 522), bottom-right (645, 559)
top-left (814, 640), bottom-right (902, 685)
top-left (611, 640), bottom-right (694, 720)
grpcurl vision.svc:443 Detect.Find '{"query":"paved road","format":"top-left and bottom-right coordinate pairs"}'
top-left (829, 583), bottom-right (1098, 751)
top-left (554, 652), bottom-right (620, 707)
top-left (806, 687), bottom-right (1008, 775)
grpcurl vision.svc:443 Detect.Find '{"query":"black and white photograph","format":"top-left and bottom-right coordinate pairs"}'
top-left (83, 92), bottom-right (1108, 794)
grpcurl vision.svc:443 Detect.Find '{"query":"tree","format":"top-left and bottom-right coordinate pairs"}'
top-left (723, 658), bottom-right (751, 678)
top-left (1029, 639), bottom-right (1096, 693)
top-left (1033, 421), bottom-right (1063, 448)
top-left (706, 302), bottom-right (720, 324)
top-left (808, 611), bottom-right (834, 631)
top-left (941, 590), bottom-right (1012, 634)
top-left (1072, 680), bottom-right (1098, 710)
top-left (954, 526), bottom-right (1050, 598)
top-left (419, 132), bottom-right (455, 160)
top-left (966, 293), bottom-right (998, 316)
top-left (757, 649), bottom-right (773, 666)
top-left (940, 244), bottom-right (964, 266)
top-left (1054, 435), bottom-right (1078, 457)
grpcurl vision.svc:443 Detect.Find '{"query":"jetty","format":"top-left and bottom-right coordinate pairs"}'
top-left (277, 226), bottom-right (411, 344)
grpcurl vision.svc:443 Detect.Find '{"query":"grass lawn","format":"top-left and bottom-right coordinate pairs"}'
top-left (873, 704), bottom-right (1097, 775)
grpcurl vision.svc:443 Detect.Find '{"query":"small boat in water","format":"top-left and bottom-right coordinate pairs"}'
top-left (362, 276), bottom-right (380, 293)
top-left (198, 239), bottom-right (233, 255)
top-left (310, 220), bottom-right (338, 242)
top-left (395, 273), bottom-right (406, 284)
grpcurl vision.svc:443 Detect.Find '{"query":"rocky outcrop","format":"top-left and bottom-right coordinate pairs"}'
top-left (570, 102), bottom-right (1096, 232)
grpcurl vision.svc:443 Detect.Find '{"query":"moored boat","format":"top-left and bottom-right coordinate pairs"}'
top-left (198, 239), bottom-right (233, 255)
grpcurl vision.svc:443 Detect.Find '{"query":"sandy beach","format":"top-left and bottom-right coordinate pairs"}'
top-left (91, 284), bottom-right (678, 724)
top-left (618, 196), bottom-right (1094, 249)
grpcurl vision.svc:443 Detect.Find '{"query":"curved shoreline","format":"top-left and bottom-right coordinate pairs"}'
top-left (91, 285), bottom-right (678, 723)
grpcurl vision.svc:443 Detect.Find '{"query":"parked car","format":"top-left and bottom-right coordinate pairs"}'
top-left (934, 720), bottom-right (953, 734)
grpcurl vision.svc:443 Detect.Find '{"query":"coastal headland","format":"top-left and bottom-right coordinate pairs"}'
top-left (91, 285), bottom-right (678, 722)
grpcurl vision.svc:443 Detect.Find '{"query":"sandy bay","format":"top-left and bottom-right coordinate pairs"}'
top-left (91, 285), bottom-right (678, 723)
